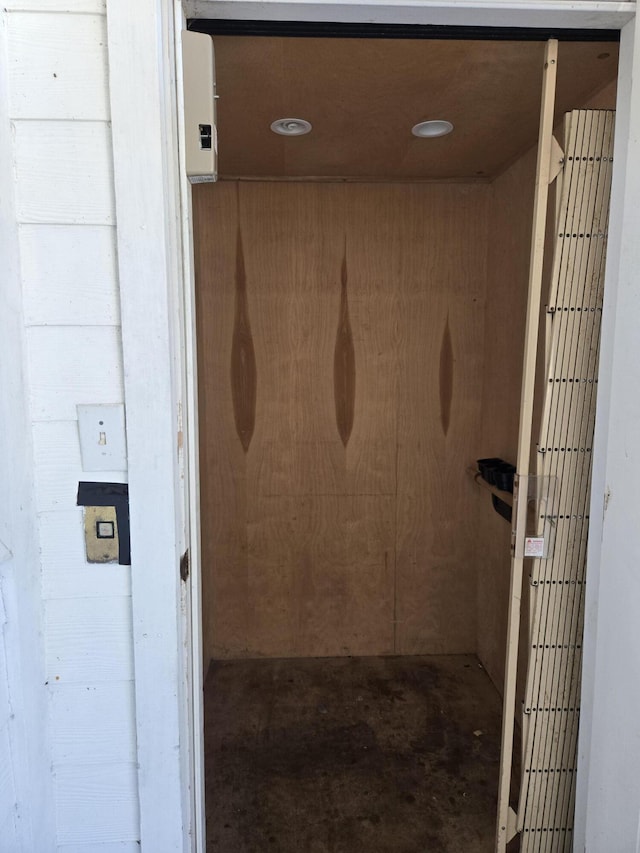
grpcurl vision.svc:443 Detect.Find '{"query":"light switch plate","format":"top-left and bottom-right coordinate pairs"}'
top-left (77, 404), bottom-right (127, 471)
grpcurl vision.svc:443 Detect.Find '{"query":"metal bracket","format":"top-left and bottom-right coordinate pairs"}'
top-left (507, 807), bottom-right (518, 843)
top-left (548, 136), bottom-right (564, 184)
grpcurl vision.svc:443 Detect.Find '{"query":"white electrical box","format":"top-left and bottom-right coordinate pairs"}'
top-left (182, 30), bottom-right (217, 183)
top-left (77, 404), bottom-right (128, 471)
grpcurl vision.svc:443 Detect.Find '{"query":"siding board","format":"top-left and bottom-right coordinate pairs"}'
top-left (0, 652), bottom-right (10, 732)
top-left (0, 723), bottom-right (18, 849)
top-left (7, 13), bottom-right (109, 120)
top-left (5, 0), bottom-right (137, 848)
top-left (20, 225), bottom-right (120, 326)
top-left (14, 121), bottom-right (114, 224)
top-left (45, 597), bottom-right (134, 684)
top-left (57, 845), bottom-right (140, 853)
top-left (5, 0), bottom-right (104, 10)
top-left (0, 596), bottom-right (11, 728)
top-left (50, 682), bottom-right (136, 764)
top-left (54, 763), bottom-right (139, 845)
top-left (39, 510), bottom-right (130, 599)
top-left (0, 808), bottom-right (19, 853)
top-left (27, 326), bottom-right (124, 422)
top-left (33, 422), bottom-right (126, 513)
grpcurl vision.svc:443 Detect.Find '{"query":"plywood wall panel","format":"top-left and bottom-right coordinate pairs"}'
top-left (196, 181), bottom-right (488, 660)
top-left (474, 149), bottom-right (536, 694)
top-left (391, 186), bottom-right (487, 654)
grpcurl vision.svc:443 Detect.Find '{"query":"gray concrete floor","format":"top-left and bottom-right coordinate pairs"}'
top-left (205, 654), bottom-right (510, 852)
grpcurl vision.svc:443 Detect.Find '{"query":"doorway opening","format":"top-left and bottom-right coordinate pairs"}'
top-left (189, 33), bottom-right (618, 852)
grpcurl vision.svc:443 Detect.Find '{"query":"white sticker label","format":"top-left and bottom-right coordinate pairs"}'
top-left (524, 537), bottom-right (545, 558)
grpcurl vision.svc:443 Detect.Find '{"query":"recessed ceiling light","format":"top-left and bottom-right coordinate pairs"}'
top-left (412, 120), bottom-right (454, 138)
top-left (270, 118), bottom-right (312, 136)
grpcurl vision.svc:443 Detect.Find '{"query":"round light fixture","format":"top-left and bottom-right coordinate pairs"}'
top-left (411, 120), bottom-right (454, 138)
top-left (270, 118), bottom-right (312, 136)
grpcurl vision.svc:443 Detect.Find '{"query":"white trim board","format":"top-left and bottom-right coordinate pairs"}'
top-left (107, 0), bottom-right (192, 850)
top-left (576, 16), bottom-right (640, 853)
top-left (185, 0), bottom-right (635, 29)
top-left (174, 2), bottom-right (206, 848)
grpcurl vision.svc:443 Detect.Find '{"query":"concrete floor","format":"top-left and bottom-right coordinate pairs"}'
top-left (205, 654), bottom-right (510, 853)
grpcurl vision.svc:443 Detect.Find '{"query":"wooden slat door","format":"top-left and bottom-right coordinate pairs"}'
top-left (497, 108), bottom-right (615, 852)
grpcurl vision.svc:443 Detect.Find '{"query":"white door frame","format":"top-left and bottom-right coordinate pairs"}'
top-left (106, 2), bottom-right (638, 851)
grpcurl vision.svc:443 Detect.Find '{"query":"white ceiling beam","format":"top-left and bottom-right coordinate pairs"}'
top-left (184, 0), bottom-right (635, 31)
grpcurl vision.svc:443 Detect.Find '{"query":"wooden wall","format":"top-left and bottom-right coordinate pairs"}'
top-left (195, 181), bottom-right (489, 660)
top-left (474, 147), bottom-right (537, 694)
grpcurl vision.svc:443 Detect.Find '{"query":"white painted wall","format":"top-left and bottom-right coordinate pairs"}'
top-left (0, 591), bottom-right (19, 850)
top-left (2, 1), bottom-right (139, 849)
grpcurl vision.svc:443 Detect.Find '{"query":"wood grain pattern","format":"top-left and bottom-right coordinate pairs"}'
top-left (334, 247), bottom-right (355, 447)
top-left (213, 36), bottom-right (618, 180)
top-left (230, 224), bottom-right (257, 451)
top-left (392, 183), bottom-right (487, 655)
top-left (196, 180), bottom-right (489, 659)
top-left (439, 313), bottom-right (454, 437)
top-left (474, 147), bottom-right (537, 696)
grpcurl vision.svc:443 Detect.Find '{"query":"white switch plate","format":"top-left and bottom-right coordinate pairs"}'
top-left (77, 404), bottom-right (127, 471)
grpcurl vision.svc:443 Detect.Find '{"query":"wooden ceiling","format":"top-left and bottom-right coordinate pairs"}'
top-left (212, 37), bottom-right (618, 180)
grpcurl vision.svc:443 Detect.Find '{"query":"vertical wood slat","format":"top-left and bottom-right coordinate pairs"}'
top-left (515, 109), bottom-right (614, 852)
top-left (496, 39), bottom-right (559, 853)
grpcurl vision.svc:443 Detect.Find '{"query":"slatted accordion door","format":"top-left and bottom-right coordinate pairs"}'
top-left (498, 107), bottom-right (615, 852)
top-left (517, 109), bottom-right (614, 851)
